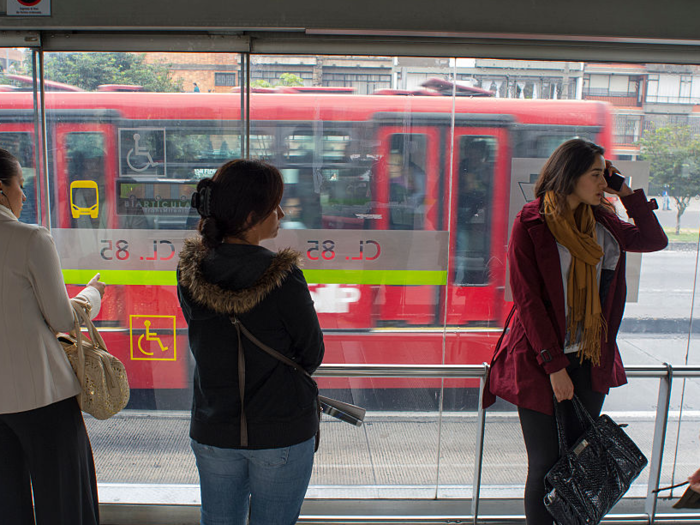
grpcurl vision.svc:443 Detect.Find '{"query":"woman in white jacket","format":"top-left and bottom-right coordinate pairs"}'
top-left (0, 148), bottom-right (105, 524)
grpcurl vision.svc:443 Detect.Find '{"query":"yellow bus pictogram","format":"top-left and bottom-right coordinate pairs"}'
top-left (129, 315), bottom-right (177, 361)
top-left (69, 180), bottom-right (99, 219)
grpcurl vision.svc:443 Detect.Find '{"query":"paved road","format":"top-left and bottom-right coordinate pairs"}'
top-left (653, 193), bottom-right (700, 231)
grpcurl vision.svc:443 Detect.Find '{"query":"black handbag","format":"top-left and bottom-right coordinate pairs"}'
top-left (544, 395), bottom-right (648, 525)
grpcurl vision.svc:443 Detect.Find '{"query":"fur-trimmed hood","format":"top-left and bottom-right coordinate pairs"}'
top-left (178, 237), bottom-right (302, 315)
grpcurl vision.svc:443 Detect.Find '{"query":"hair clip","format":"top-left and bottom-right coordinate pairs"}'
top-left (191, 185), bottom-right (213, 218)
top-left (191, 191), bottom-right (201, 211)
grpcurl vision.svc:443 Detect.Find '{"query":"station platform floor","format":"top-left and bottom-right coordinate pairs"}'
top-left (87, 410), bottom-right (700, 524)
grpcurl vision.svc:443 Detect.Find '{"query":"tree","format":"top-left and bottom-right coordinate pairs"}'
top-left (42, 52), bottom-right (183, 92)
top-left (250, 79), bottom-right (272, 88)
top-left (639, 125), bottom-right (700, 234)
top-left (251, 75), bottom-right (304, 89)
top-left (276, 73), bottom-right (304, 87)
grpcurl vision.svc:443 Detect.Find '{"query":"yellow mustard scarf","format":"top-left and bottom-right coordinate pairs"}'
top-left (543, 191), bottom-right (606, 365)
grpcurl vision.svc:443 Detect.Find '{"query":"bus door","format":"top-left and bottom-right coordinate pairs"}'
top-left (0, 125), bottom-right (39, 224)
top-left (444, 127), bottom-right (511, 327)
top-left (54, 123), bottom-right (118, 229)
top-left (374, 127), bottom-right (441, 326)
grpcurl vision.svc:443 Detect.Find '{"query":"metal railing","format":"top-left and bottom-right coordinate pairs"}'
top-left (305, 363), bottom-right (700, 525)
top-left (99, 363), bottom-right (700, 524)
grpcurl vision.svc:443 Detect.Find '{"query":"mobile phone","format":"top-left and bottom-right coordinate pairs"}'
top-left (604, 168), bottom-right (625, 191)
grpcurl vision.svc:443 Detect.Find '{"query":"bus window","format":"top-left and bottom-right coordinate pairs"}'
top-left (512, 130), bottom-right (600, 158)
top-left (280, 125), bottom-right (375, 229)
top-left (250, 133), bottom-right (275, 160)
top-left (454, 136), bottom-right (496, 285)
top-left (0, 132), bottom-right (36, 224)
top-left (388, 133), bottom-right (427, 230)
top-left (533, 134), bottom-right (598, 157)
top-left (166, 130), bottom-right (236, 178)
top-left (66, 132), bottom-right (107, 229)
top-left (165, 129), bottom-right (275, 179)
top-left (283, 128), bottom-right (352, 163)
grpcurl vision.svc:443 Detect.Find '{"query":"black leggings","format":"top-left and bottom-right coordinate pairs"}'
top-left (0, 397), bottom-right (99, 525)
top-left (518, 355), bottom-right (605, 525)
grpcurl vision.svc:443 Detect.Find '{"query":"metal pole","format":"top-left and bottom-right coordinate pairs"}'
top-left (36, 49), bottom-right (51, 229)
top-left (245, 54), bottom-right (250, 159)
top-left (471, 368), bottom-right (488, 524)
top-left (30, 50), bottom-right (43, 225)
top-left (645, 363), bottom-right (673, 522)
top-left (239, 53), bottom-right (246, 159)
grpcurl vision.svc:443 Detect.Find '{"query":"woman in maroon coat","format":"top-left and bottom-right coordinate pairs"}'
top-left (485, 139), bottom-right (667, 524)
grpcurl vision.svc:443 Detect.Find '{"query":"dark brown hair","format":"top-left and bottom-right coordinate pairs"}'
top-left (193, 159), bottom-right (284, 249)
top-left (534, 139), bottom-right (609, 214)
top-left (0, 148), bottom-right (20, 185)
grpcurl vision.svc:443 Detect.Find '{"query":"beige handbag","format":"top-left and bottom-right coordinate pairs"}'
top-left (57, 297), bottom-right (130, 420)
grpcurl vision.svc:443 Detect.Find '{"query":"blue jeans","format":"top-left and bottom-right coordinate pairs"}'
top-left (191, 437), bottom-right (315, 525)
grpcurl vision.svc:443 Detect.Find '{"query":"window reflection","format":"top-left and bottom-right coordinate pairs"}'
top-left (0, 132), bottom-right (36, 224)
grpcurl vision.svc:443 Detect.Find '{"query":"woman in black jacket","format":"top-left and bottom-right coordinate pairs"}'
top-left (177, 159), bottom-right (324, 525)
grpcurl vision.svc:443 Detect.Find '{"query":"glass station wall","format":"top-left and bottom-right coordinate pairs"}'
top-left (1, 49), bottom-right (699, 511)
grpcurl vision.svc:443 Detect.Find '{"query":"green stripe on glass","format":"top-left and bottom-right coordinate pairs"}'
top-left (302, 270), bottom-right (447, 285)
top-left (63, 269), bottom-right (447, 286)
top-left (62, 269), bottom-right (177, 286)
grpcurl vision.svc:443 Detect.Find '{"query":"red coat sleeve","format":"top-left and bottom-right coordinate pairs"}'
top-left (614, 189), bottom-right (668, 252)
top-left (508, 217), bottom-right (570, 375)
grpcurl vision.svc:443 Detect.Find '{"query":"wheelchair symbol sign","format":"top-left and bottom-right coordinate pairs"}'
top-left (127, 133), bottom-right (161, 172)
top-left (120, 128), bottom-right (165, 176)
top-left (129, 315), bottom-right (176, 361)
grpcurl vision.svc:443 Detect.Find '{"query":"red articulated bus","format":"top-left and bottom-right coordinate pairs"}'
top-left (0, 89), bottom-right (613, 409)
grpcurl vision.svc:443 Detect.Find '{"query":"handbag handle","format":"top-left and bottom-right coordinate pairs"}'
top-left (70, 297), bottom-right (108, 351)
top-left (68, 297), bottom-right (121, 391)
top-left (553, 394), bottom-right (597, 457)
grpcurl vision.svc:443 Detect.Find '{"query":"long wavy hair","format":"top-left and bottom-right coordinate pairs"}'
top-left (534, 138), bottom-right (614, 215)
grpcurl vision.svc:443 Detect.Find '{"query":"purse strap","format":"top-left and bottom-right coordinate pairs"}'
top-left (229, 315), bottom-right (317, 447)
top-left (553, 394), bottom-right (597, 457)
top-left (70, 296), bottom-right (108, 351)
top-left (67, 296), bottom-right (119, 391)
top-left (230, 316), bottom-right (315, 382)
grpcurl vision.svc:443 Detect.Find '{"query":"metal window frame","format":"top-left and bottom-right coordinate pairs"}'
top-left (3, 32), bottom-right (700, 524)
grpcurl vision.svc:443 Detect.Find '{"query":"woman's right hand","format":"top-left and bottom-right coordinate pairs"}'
top-left (550, 368), bottom-right (574, 402)
top-left (689, 467), bottom-right (700, 494)
top-left (87, 272), bottom-right (106, 298)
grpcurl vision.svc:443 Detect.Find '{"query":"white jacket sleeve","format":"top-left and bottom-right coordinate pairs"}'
top-left (27, 227), bottom-right (101, 332)
top-left (76, 285), bottom-right (102, 320)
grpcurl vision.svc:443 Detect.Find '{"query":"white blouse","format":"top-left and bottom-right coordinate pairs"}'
top-left (556, 223), bottom-right (620, 354)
